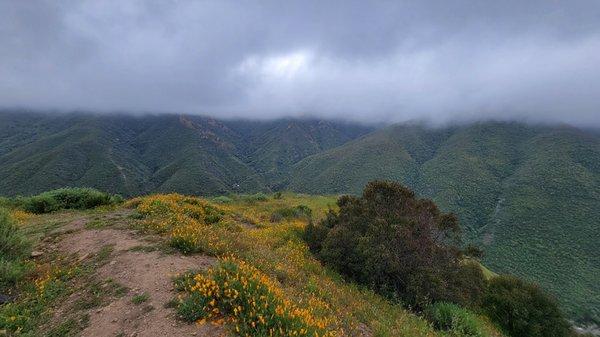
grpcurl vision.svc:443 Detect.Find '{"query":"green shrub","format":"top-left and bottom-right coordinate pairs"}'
top-left (0, 258), bottom-right (30, 292)
top-left (425, 302), bottom-right (486, 337)
top-left (0, 209), bottom-right (30, 260)
top-left (304, 220), bottom-right (330, 253)
top-left (446, 263), bottom-right (487, 307)
top-left (203, 204), bottom-right (224, 224)
top-left (131, 292), bottom-right (150, 305)
top-left (109, 194), bottom-right (124, 204)
top-left (270, 205), bottom-right (312, 222)
top-left (482, 275), bottom-right (571, 337)
top-left (0, 262), bottom-right (78, 334)
top-left (212, 195), bottom-right (233, 204)
top-left (0, 209), bottom-right (31, 291)
top-left (169, 235), bottom-right (198, 255)
top-left (0, 197), bottom-right (12, 208)
top-left (305, 181), bottom-right (485, 308)
top-left (240, 192), bottom-right (269, 203)
top-left (175, 257), bottom-right (333, 336)
top-left (18, 188), bottom-right (122, 214)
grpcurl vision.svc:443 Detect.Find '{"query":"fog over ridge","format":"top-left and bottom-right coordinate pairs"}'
top-left (1, 0), bottom-right (600, 126)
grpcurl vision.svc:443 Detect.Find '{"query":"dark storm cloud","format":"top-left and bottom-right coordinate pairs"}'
top-left (1, 0), bottom-right (599, 125)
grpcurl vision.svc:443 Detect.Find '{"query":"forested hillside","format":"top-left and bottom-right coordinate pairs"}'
top-left (288, 122), bottom-right (600, 325)
top-left (0, 111), bottom-right (372, 196)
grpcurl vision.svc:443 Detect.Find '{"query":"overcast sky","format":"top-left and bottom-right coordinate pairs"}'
top-left (1, 0), bottom-right (599, 125)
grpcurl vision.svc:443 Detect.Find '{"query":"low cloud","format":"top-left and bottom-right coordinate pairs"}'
top-left (1, 0), bottom-right (599, 125)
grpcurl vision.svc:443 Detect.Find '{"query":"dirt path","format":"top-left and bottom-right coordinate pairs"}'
top-left (48, 211), bottom-right (228, 337)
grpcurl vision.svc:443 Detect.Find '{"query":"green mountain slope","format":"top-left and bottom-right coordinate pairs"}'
top-left (0, 111), bottom-right (371, 197)
top-left (287, 122), bottom-right (600, 324)
top-left (231, 119), bottom-right (374, 188)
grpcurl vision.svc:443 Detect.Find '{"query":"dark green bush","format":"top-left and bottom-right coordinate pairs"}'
top-left (18, 188), bottom-right (122, 214)
top-left (270, 205), bottom-right (312, 222)
top-left (446, 263), bottom-right (487, 307)
top-left (304, 181), bottom-right (485, 308)
top-left (211, 196), bottom-right (233, 204)
top-left (482, 275), bottom-right (571, 337)
top-left (425, 302), bottom-right (486, 337)
top-left (304, 220), bottom-right (330, 252)
top-left (239, 192), bottom-right (269, 203)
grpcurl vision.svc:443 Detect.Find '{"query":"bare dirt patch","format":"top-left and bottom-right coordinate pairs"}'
top-left (50, 212), bottom-right (227, 337)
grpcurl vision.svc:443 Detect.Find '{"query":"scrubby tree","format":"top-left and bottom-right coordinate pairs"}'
top-left (305, 180), bottom-right (485, 308)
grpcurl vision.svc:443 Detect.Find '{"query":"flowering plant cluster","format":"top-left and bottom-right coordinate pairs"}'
top-left (176, 256), bottom-right (336, 337)
top-left (129, 194), bottom-right (225, 254)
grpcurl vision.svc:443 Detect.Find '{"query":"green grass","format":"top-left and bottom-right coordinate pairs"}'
top-left (425, 302), bottom-right (502, 337)
top-left (0, 259), bottom-right (83, 335)
top-left (0, 208), bottom-right (32, 293)
top-left (46, 314), bottom-right (90, 337)
top-left (132, 292), bottom-right (150, 305)
top-left (74, 278), bottom-right (127, 310)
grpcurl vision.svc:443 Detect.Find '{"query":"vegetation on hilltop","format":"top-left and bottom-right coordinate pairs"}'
top-left (289, 123), bottom-right (600, 325)
top-left (127, 190), bottom-right (504, 337)
top-left (305, 181), bottom-right (484, 308)
top-left (482, 276), bottom-right (571, 337)
top-left (305, 181), bottom-right (572, 337)
top-left (0, 204), bottom-right (130, 335)
top-left (15, 187), bottom-right (123, 214)
top-left (0, 184), bottom-right (575, 337)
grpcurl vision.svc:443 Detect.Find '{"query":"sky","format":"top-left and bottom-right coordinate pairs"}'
top-left (1, 0), bottom-right (599, 126)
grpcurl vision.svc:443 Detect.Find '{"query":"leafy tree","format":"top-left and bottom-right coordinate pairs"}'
top-left (482, 275), bottom-right (571, 337)
top-left (305, 181), bottom-right (484, 308)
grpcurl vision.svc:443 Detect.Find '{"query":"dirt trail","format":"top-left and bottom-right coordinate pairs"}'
top-left (50, 211), bottom-right (227, 337)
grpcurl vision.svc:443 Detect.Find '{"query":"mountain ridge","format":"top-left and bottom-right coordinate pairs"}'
top-left (1, 110), bottom-right (598, 325)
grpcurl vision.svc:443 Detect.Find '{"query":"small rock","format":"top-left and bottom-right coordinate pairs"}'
top-left (30, 251), bottom-right (43, 258)
top-left (109, 260), bottom-right (117, 265)
top-left (0, 294), bottom-right (13, 304)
